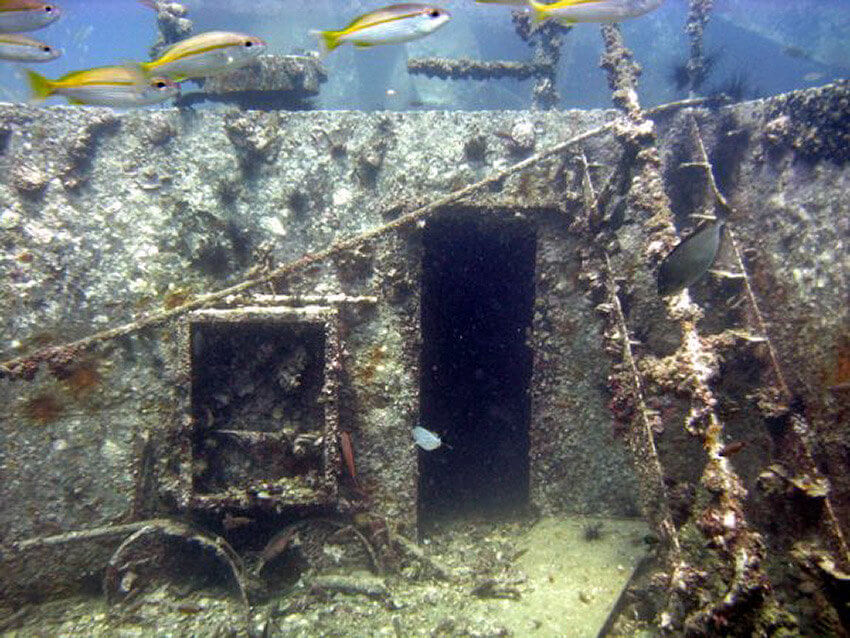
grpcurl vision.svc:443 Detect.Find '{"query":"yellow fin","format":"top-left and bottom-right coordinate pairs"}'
top-left (528, 0), bottom-right (548, 22)
top-left (310, 29), bottom-right (340, 57)
top-left (26, 70), bottom-right (53, 101)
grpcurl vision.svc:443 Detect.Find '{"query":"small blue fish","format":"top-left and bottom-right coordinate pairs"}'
top-left (412, 425), bottom-right (443, 451)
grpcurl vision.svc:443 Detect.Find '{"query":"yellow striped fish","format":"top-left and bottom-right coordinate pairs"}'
top-left (27, 66), bottom-right (178, 107)
top-left (0, 0), bottom-right (61, 33)
top-left (312, 3), bottom-right (451, 55)
top-left (0, 33), bottom-right (58, 60)
top-left (528, 0), bottom-right (663, 24)
top-left (141, 31), bottom-right (266, 81)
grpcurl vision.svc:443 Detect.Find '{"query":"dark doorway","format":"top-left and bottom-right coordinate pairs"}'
top-left (419, 210), bottom-right (536, 530)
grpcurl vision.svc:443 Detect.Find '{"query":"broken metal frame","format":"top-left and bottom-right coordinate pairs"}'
top-left (587, 16), bottom-right (848, 634)
top-left (685, 114), bottom-right (850, 568)
top-left (594, 20), bottom-right (775, 634)
top-left (103, 518), bottom-right (250, 614)
top-left (408, 12), bottom-right (567, 110)
top-left (174, 304), bottom-right (343, 512)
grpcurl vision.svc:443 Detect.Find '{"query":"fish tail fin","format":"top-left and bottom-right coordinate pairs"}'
top-left (528, 0), bottom-right (548, 22)
top-left (26, 70), bottom-right (53, 102)
top-left (310, 29), bottom-right (340, 57)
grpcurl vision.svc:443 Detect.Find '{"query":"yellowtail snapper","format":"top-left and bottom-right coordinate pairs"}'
top-left (657, 219), bottom-right (724, 297)
top-left (312, 3), bottom-right (451, 55)
top-left (141, 31), bottom-right (267, 81)
top-left (528, 0), bottom-right (663, 24)
top-left (0, 33), bottom-right (58, 61)
top-left (27, 66), bottom-right (178, 107)
top-left (0, 0), bottom-right (61, 33)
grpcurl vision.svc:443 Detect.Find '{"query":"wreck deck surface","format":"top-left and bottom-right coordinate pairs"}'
top-left (0, 82), bottom-right (848, 636)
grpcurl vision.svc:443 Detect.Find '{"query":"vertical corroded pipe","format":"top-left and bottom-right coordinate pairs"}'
top-left (512, 12), bottom-right (564, 110)
top-left (685, 0), bottom-right (715, 96)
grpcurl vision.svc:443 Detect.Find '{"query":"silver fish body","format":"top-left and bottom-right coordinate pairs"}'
top-left (56, 78), bottom-right (178, 107)
top-left (143, 31), bottom-right (267, 80)
top-left (0, 33), bottom-right (58, 60)
top-left (530, 0), bottom-right (663, 23)
top-left (29, 66), bottom-right (179, 108)
top-left (314, 4), bottom-right (451, 53)
top-left (657, 219), bottom-right (724, 296)
top-left (0, 1), bottom-right (61, 33)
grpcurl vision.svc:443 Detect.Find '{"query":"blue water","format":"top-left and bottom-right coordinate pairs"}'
top-left (0, 0), bottom-right (847, 109)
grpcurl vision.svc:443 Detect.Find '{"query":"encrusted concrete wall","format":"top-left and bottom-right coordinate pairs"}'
top-left (0, 83), bottom-right (847, 597)
top-left (0, 104), bottom-right (629, 550)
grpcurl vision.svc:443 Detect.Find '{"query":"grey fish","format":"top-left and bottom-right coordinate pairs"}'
top-left (657, 219), bottom-right (724, 296)
top-left (412, 425), bottom-right (442, 451)
top-left (0, 33), bottom-right (59, 61)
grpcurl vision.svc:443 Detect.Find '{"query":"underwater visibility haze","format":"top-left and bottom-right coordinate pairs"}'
top-left (0, 0), bottom-right (849, 637)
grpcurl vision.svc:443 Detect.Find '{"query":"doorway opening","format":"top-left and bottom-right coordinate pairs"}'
top-left (419, 210), bottom-right (536, 531)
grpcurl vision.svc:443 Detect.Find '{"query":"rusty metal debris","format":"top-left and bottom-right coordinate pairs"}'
top-left (103, 519), bottom-right (250, 615)
top-left (470, 577), bottom-right (523, 601)
top-left (255, 518), bottom-right (383, 578)
top-left (310, 574), bottom-right (390, 602)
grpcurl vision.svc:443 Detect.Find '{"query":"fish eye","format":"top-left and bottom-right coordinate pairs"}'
top-left (41, 45), bottom-right (52, 52)
top-left (244, 40), bottom-right (253, 47)
top-left (153, 80), bottom-right (168, 89)
top-left (44, 5), bottom-right (54, 12)
top-left (428, 9), bottom-right (441, 18)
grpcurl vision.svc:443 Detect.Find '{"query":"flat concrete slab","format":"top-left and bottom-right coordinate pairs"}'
top-left (505, 516), bottom-right (650, 638)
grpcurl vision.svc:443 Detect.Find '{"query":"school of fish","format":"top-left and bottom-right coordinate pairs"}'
top-left (0, 0), bottom-right (666, 107)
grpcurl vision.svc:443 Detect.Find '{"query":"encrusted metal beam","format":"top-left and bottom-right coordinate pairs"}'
top-left (685, 0), bottom-right (715, 96)
top-left (408, 11), bottom-right (566, 110)
top-left (686, 114), bottom-right (850, 570)
top-left (596, 22), bottom-right (779, 634)
top-left (407, 58), bottom-right (546, 81)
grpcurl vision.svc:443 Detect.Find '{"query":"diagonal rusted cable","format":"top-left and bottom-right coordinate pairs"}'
top-left (0, 96), bottom-right (715, 382)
